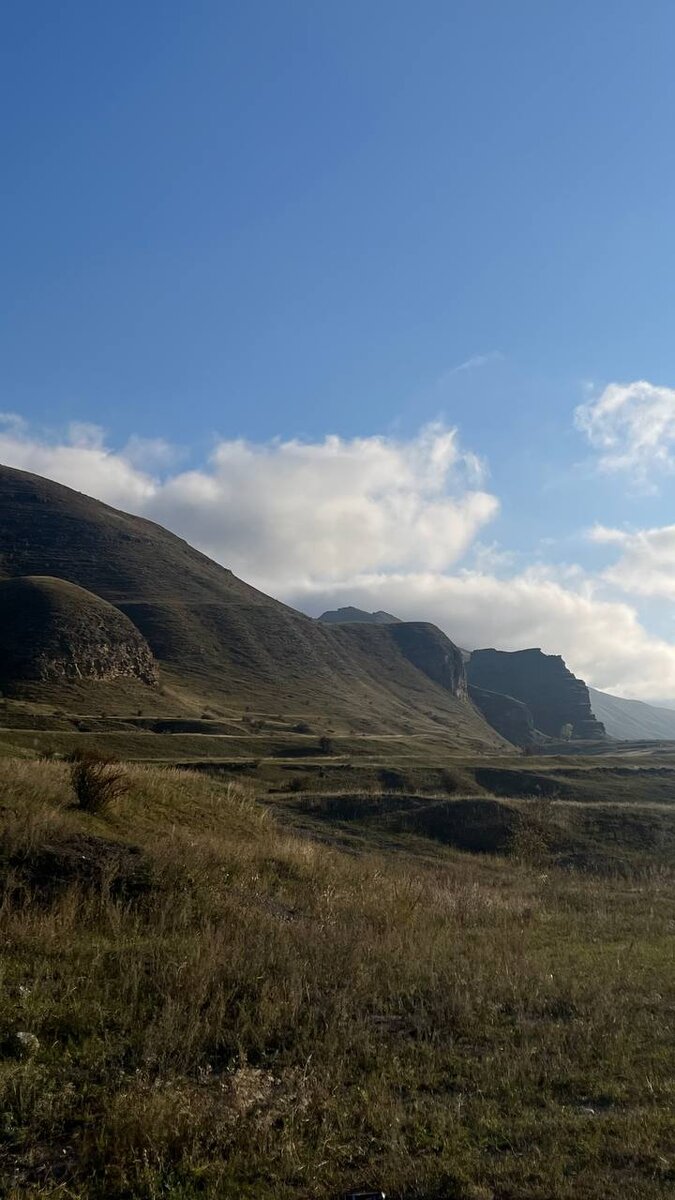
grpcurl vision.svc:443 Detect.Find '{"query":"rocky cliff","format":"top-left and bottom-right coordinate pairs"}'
top-left (469, 684), bottom-right (545, 748)
top-left (387, 622), bottom-right (468, 699)
top-left (467, 648), bottom-right (606, 740)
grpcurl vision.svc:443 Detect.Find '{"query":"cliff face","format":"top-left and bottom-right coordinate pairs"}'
top-left (469, 684), bottom-right (543, 747)
top-left (0, 576), bottom-right (158, 687)
top-left (467, 648), bottom-right (606, 740)
top-left (387, 622), bottom-right (468, 699)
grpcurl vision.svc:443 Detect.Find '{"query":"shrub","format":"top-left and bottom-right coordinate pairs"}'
top-left (70, 753), bottom-right (129, 814)
top-left (318, 735), bottom-right (334, 755)
top-left (285, 776), bottom-right (304, 793)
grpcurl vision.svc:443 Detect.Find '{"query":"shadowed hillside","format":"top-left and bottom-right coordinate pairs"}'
top-left (0, 576), bottom-right (157, 690)
top-left (468, 647), bottom-right (606, 741)
top-left (0, 466), bottom-right (505, 747)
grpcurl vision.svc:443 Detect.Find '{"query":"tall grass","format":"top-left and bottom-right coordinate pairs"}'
top-left (0, 760), bottom-right (672, 1198)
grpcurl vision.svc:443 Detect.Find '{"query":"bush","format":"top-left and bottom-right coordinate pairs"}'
top-left (318, 735), bottom-right (334, 755)
top-left (70, 753), bottom-right (129, 814)
top-left (285, 776), bottom-right (304, 793)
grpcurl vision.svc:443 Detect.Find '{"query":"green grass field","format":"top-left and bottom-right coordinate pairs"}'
top-left (0, 758), bottom-right (672, 1199)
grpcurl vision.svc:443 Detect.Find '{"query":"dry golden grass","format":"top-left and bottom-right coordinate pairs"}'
top-left (0, 759), bottom-right (672, 1199)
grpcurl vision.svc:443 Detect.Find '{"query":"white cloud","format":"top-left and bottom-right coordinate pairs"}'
top-left (150, 427), bottom-right (499, 587)
top-left (4, 415), bottom-right (675, 698)
top-left (0, 418), bottom-right (498, 584)
top-left (590, 522), bottom-right (675, 600)
top-left (0, 416), bottom-right (156, 508)
top-left (575, 380), bottom-right (675, 482)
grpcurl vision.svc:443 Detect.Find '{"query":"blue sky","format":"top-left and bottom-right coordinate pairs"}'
top-left (2, 1), bottom-right (675, 696)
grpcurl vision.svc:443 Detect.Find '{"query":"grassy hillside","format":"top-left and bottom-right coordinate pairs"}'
top-left (0, 466), bottom-right (503, 749)
top-left (0, 759), bottom-right (672, 1199)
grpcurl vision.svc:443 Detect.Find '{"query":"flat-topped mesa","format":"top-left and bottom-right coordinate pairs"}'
top-left (467, 647), bottom-right (606, 740)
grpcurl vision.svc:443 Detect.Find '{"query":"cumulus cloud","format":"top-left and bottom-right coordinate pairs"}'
top-left (575, 380), bottom-right (675, 482)
top-left (4, 414), bottom-right (675, 697)
top-left (590, 522), bottom-right (675, 600)
top-left (0, 417), bottom-right (498, 585)
top-left (0, 415), bottom-right (155, 508)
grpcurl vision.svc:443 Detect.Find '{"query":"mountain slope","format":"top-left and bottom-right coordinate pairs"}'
top-left (0, 466), bottom-right (505, 747)
top-left (589, 687), bottom-right (675, 741)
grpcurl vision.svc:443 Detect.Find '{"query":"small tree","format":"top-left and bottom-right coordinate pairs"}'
top-left (70, 752), bottom-right (128, 814)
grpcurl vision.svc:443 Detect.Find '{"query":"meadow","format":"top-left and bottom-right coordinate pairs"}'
top-left (0, 758), bottom-right (672, 1199)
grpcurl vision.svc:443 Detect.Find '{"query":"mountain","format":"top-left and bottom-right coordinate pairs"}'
top-left (0, 465), bottom-right (506, 748)
top-left (467, 648), bottom-right (607, 740)
top-left (588, 687), bottom-right (675, 741)
top-left (318, 606), bottom-right (401, 624)
top-left (319, 606), bottom-right (607, 746)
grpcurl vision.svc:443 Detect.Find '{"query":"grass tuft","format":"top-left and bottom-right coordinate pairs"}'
top-left (69, 752), bottom-right (129, 814)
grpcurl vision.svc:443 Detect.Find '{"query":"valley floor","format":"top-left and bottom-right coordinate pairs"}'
top-left (0, 759), bottom-right (673, 1199)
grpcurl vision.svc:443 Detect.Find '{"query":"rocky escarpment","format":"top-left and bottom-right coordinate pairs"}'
top-left (469, 685), bottom-right (546, 748)
top-left (467, 648), bottom-right (606, 740)
top-left (0, 576), bottom-right (158, 687)
top-left (322, 613), bottom-right (468, 699)
top-left (386, 622), bottom-right (468, 699)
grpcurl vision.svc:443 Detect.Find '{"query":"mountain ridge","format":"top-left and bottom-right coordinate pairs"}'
top-left (0, 465), bottom-right (505, 748)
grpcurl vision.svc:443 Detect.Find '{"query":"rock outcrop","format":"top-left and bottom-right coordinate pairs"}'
top-left (387, 622), bottom-right (468, 699)
top-left (467, 648), bottom-right (606, 740)
top-left (469, 684), bottom-right (545, 748)
top-left (0, 576), bottom-right (158, 686)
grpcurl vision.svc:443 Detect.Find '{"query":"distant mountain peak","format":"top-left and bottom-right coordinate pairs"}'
top-left (318, 606), bottom-right (402, 624)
